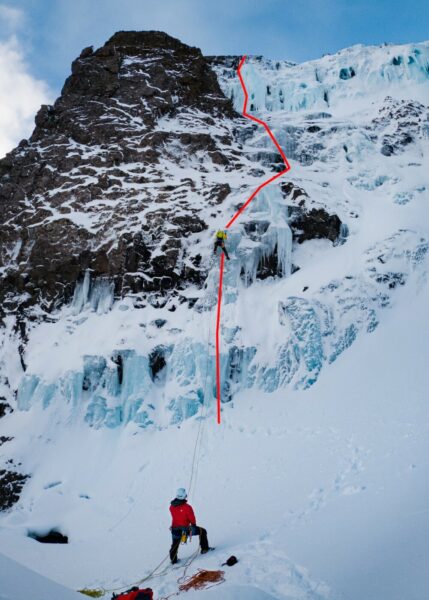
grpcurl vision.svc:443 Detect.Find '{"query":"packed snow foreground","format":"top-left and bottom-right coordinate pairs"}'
top-left (0, 33), bottom-right (429, 600)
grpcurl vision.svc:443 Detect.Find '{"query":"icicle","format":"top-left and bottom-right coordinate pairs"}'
top-left (71, 272), bottom-right (114, 315)
top-left (71, 270), bottom-right (91, 315)
top-left (335, 223), bottom-right (349, 246)
top-left (89, 278), bottom-right (115, 314)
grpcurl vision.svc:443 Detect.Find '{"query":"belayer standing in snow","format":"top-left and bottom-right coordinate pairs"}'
top-left (213, 230), bottom-right (230, 260)
top-left (169, 488), bottom-right (212, 564)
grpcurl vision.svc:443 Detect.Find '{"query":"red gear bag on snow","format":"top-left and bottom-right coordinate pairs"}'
top-left (111, 587), bottom-right (153, 600)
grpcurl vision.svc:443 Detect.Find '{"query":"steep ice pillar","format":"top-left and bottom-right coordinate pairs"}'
top-left (17, 375), bottom-right (39, 411)
top-left (71, 271), bottom-right (90, 315)
top-left (60, 371), bottom-right (84, 408)
top-left (222, 345), bottom-right (257, 402)
top-left (90, 279), bottom-right (115, 314)
top-left (166, 339), bottom-right (215, 424)
top-left (231, 186), bottom-right (293, 286)
top-left (71, 270), bottom-right (114, 315)
top-left (84, 350), bottom-right (154, 428)
top-left (120, 352), bottom-right (153, 425)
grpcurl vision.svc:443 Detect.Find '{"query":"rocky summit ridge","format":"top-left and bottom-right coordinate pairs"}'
top-left (0, 31), bottom-right (242, 320)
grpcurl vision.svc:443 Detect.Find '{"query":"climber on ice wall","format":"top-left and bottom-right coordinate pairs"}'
top-left (213, 230), bottom-right (230, 260)
top-left (169, 488), bottom-right (212, 563)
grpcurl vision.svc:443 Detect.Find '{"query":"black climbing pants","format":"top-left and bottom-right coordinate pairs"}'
top-left (170, 525), bottom-right (209, 563)
top-left (213, 240), bottom-right (229, 260)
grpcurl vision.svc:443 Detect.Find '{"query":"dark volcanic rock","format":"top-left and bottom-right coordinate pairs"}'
top-left (281, 181), bottom-right (343, 244)
top-left (0, 401), bottom-right (13, 419)
top-left (0, 402), bottom-right (24, 510)
top-left (0, 468), bottom-right (29, 511)
top-left (290, 208), bottom-right (342, 244)
top-left (149, 346), bottom-right (169, 381)
top-left (372, 97), bottom-right (428, 156)
top-left (256, 246), bottom-right (283, 279)
top-left (28, 529), bottom-right (68, 544)
top-left (0, 31), bottom-right (240, 320)
top-left (35, 31), bottom-right (234, 145)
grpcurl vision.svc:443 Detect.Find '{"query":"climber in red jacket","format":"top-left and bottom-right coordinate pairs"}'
top-left (169, 488), bottom-right (211, 563)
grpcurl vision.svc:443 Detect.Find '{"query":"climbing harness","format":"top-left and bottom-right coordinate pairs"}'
top-left (182, 527), bottom-right (193, 545)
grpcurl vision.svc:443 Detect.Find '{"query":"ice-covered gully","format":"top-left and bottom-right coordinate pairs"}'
top-left (15, 174), bottom-right (351, 428)
top-left (2, 35), bottom-right (429, 432)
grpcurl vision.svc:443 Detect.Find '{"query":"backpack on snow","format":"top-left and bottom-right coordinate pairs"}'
top-left (111, 587), bottom-right (153, 600)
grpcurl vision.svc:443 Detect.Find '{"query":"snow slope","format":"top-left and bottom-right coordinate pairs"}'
top-left (1, 39), bottom-right (429, 600)
top-left (1, 276), bottom-right (428, 599)
top-left (186, 585), bottom-right (280, 599)
top-left (0, 551), bottom-right (82, 600)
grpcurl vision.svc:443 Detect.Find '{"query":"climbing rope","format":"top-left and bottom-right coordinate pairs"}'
top-left (79, 554), bottom-right (170, 597)
top-left (158, 547), bottom-right (201, 600)
top-left (83, 53), bottom-right (291, 599)
top-left (187, 258), bottom-right (217, 501)
top-left (178, 569), bottom-right (225, 592)
top-left (80, 267), bottom-right (216, 599)
top-left (81, 542), bottom-right (203, 596)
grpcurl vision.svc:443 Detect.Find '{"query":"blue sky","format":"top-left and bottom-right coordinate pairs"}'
top-left (2, 0), bottom-right (429, 94)
top-left (0, 0), bottom-right (428, 156)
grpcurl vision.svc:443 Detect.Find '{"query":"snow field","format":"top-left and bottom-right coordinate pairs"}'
top-left (1, 275), bottom-right (429, 599)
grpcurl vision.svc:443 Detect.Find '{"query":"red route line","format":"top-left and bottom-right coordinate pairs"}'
top-left (215, 55), bottom-right (291, 424)
top-left (215, 252), bottom-right (225, 424)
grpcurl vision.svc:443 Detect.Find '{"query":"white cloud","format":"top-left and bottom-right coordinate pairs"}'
top-left (0, 36), bottom-right (53, 158)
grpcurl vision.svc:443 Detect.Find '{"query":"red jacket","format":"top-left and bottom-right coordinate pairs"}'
top-left (170, 499), bottom-right (196, 528)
